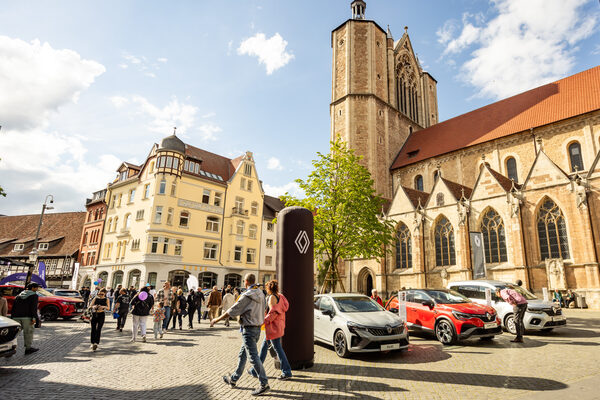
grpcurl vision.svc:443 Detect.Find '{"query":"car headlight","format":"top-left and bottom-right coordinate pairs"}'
top-left (452, 311), bottom-right (474, 320)
top-left (527, 309), bottom-right (544, 314)
top-left (347, 321), bottom-right (366, 334)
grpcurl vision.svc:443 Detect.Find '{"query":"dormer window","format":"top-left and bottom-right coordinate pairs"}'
top-left (38, 243), bottom-right (49, 250)
top-left (119, 171), bottom-right (128, 181)
top-left (13, 243), bottom-right (24, 251)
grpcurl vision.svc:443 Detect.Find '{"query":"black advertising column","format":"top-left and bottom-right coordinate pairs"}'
top-left (277, 206), bottom-right (314, 370)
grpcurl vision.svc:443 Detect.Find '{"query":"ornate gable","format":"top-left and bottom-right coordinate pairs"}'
top-left (522, 150), bottom-right (570, 191)
top-left (388, 186), bottom-right (428, 215)
top-left (471, 164), bottom-right (517, 201)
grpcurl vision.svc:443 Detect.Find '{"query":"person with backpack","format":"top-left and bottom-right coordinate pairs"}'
top-left (114, 288), bottom-right (130, 332)
top-left (496, 286), bottom-right (528, 343)
top-left (249, 280), bottom-right (292, 380)
top-left (130, 286), bottom-right (154, 342)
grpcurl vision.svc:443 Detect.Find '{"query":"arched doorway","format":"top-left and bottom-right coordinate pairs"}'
top-left (224, 273), bottom-right (242, 288)
top-left (199, 272), bottom-right (218, 289)
top-left (83, 276), bottom-right (91, 288)
top-left (357, 267), bottom-right (374, 296)
top-left (168, 270), bottom-right (190, 290)
top-left (112, 271), bottom-right (123, 288)
top-left (127, 269), bottom-right (141, 288)
top-left (97, 272), bottom-right (108, 288)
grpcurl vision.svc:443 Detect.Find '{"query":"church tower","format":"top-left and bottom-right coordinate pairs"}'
top-left (331, 1), bottom-right (439, 199)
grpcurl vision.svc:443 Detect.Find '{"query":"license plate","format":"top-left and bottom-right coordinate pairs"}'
top-left (381, 343), bottom-right (400, 351)
top-left (484, 322), bottom-right (497, 329)
top-left (553, 315), bottom-right (566, 321)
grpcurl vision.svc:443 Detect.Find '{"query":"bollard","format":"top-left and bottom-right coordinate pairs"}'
top-left (277, 206), bottom-right (314, 370)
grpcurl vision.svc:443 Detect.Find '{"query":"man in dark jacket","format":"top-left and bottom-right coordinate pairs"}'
top-left (194, 289), bottom-right (205, 324)
top-left (12, 283), bottom-right (40, 354)
top-left (186, 289), bottom-right (197, 329)
top-left (130, 287), bottom-right (154, 342)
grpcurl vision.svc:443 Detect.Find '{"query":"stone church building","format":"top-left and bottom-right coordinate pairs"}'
top-left (334, 1), bottom-right (600, 308)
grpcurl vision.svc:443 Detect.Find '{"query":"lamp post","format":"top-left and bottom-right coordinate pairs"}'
top-left (24, 195), bottom-right (54, 287)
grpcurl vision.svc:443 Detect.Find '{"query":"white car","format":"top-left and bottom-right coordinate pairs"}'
top-left (314, 293), bottom-right (409, 358)
top-left (448, 280), bottom-right (567, 333)
top-left (0, 316), bottom-right (21, 358)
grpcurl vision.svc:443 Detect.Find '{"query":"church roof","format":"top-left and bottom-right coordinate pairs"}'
top-left (401, 186), bottom-right (429, 208)
top-left (392, 65), bottom-right (600, 169)
top-left (441, 178), bottom-right (472, 201)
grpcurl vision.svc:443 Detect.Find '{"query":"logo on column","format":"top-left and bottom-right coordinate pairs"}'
top-left (295, 230), bottom-right (310, 254)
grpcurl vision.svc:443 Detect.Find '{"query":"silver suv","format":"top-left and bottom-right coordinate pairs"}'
top-left (448, 280), bottom-right (567, 333)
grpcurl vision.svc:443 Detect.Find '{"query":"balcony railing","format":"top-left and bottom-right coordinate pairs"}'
top-left (232, 207), bottom-right (249, 216)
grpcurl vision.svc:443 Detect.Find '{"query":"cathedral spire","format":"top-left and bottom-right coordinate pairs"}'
top-left (351, 0), bottom-right (366, 20)
top-left (387, 25), bottom-right (393, 39)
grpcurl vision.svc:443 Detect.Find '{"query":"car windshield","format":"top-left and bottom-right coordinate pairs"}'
top-left (427, 289), bottom-right (471, 304)
top-left (499, 284), bottom-right (537, 300)
top-left (36, 288), bottom-right (53, 297)
top-left (333, 297), bottom-right (383, 312)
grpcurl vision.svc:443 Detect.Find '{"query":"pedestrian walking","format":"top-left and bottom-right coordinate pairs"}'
top-left (89, 288), bottom-right (110, 351)
top-left (496, 286), bottom-right (528, 343)
top-left (187, 289), bottom-right (197, 329)
top-left (0, 290), bottom-right (8, 316)
top-left (114, 288), bottom-right (130, 332)
top-left (370, 289), bottom-right (383, 307)
top-left (11, 283), bottom-right (40, 355)
top-left (153, 301), bottom-right (166, 339)
top-left (194, 288), bottom-right (205, 324)
top-left (207, 286), bottom-right (222, 321)
top-left (221, 289), bottom-right (235, 327)
top-left (211, 273), bottom-right (269, 396)
top-left (81, 286), bottom-right (90, 307)
top-left (130, 286), bottom-right (154, 342)
top-left (156, 282), bottom-right (172, 331)
top-left (172, 289), bottom-right (186, 330)
top-left (250, 280), bottom-right (292, 380)
top-left (107, 287), bottom-right (115, 312)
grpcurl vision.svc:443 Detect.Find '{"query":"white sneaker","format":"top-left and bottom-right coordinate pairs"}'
top-left (130, 338), bottom-right (135, 343)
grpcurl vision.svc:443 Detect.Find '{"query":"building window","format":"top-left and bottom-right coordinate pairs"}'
top-left (124, 214), bottom-right (132, 230)
top-left (202, 189), bottom-right (210, 204)
top-left (568, 142), bottom-right (584, 172)
top-left (236, 220), bottom-right (245, 235)
top-left (235, 197), bottom-right (244, 213)
top-left (12, 243), bottom-right (23, 251)
top-left (199, 272), bottom-right (218, 288)
top-left (163, 238), bottom-right (169, 254)
top-left (174, 240), bottom-right (182, 256)
top-left (266, 239), bottom-right (273, 248)
top-left (506, 157), bottom-right (518, 182)
top-left (170, 182), bottom-right (177, 196)
top-left (117, 193), bottom-right (122, 207)
top-left (166, 207), bottom-right (173, 225)
top-left (206, 216), bottom-right (220, 232)
top-left (414, 175), bottom-right (423, 192)
top-left (251, 202), bottom-right (258, 216)
top-left (240, 178), bottom-right (246, 190)
top-left (107, 218), bottom-right (113, 233)
top-left (38, 242), bottom-right (49, 251)
top-left (111, 194), bottom-right (116, 209)
top-left (214, 192), bottom-right (223, 207)
top-left (395, 223), bottom-right (412, 269)
top-left (154, 206), bottom-right (163, 224)
top-left (136, 210), bottom-right (144, 220)
top-left (113, 217), bottom-right (118, 232)
top-left (147, 272), bottom-right (157, 287)
top-left (179, 211), bottom-right (190, 227)
top-left (128, 189), bottom-right (135, 203)
top-left (159, 179), bottom-right (166, 195)
top-left (149, 161), bottom-right (155, 172)
top-left (247, 180), bottom-right (253, 191)
top-left (203, 242), bottom-right (218, 260)
top-left (244, 163), bottom-right (252, 176)
top-left (267, 222), bottom-right (274, 232)
top-left (83, 232), bottom-right (88, 245)
top-left (246, 248), bottom-right (256, 263)
top-left (151, 237), bottom-right (159, 253)
top-left (265, 256), bottom-right (273, 266)
top-left (537, 198), bottom-right (570, 260)
top-left (434, 216), bottom-right (456, 266)
top-left (144, 184), bottom-right (150, 199)
top-left (234, 246), bottom-right (243, 262)
top-left (433, 170), bottom-right (439, 182)
top-left (131, 239), bottom-right (140, 250)
top-left (480, 209), bottom-right (508, 264)
top-left (436, 193), bottom-right (444, 207)
top-left (249, 224), bottom-right (257, 239)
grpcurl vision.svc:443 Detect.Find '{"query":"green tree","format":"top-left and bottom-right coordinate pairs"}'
top-left (282, 139), bottom-right (396, 293)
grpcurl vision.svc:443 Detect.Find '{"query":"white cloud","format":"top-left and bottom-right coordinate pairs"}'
top-left (157, 57), bottom-right (168, 63)
top-left (267, 157), bottom-right (283, 170)
top-left (120, 52), bottom-right (165, 78)
top-left (109, 95), bottom-right (129, 108)
top-left (0, 35), bottom-right (105, 131)
top-left (237, 33), bottom-right (294, 74)
top-left (263, 181), bottom-right (304, 198)
top-left (438, 0), bottom-right (598, 99)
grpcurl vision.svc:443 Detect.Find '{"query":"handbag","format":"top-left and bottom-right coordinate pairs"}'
top-left (112, 312), bottom-right (120, 319)
top-left (82, 307), bottom-right (93, 323)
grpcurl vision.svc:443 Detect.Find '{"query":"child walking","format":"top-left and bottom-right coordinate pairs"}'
top-left (153, 301), bottom-right (166, 339)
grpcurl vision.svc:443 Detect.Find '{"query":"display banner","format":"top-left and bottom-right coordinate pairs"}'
top-left (38, 261), bottom-right (46, 282)
top-left (485, 288), bottom-right (492, 306)
top-left (186, 275), bottom-right (199, 290)
top-left (542, 287), bottom-right (549, 301)
top-left (470, 232), bottom-right (486, 279)
top-left (71, 262), bottom-right (80, 289)
top-left (398, 291), bottom-right (407, 323)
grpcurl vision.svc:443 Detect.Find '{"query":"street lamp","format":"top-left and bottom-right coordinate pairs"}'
top-left (24, 195), bottom-right (54, 287)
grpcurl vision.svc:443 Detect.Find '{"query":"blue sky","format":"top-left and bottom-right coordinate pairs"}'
top-left (0, 0), bottom-right (598, 214)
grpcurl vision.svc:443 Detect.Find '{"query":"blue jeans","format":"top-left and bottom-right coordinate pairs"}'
top-left (230, 326), bottom-right (268, 386)
top-left (162, 306), bottom-right (171, 330)
top-left (251, 337), bottom-right (292, 378)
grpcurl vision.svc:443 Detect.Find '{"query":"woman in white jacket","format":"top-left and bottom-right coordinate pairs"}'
top-left (221, 289), bottom-right (235, 326)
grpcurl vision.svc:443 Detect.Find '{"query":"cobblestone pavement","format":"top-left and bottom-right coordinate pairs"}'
top-left (1, 309), bottom-right (599, 400)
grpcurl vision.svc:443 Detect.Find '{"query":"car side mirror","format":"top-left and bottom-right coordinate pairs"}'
top-left (389, 308), bottom-right (399, 314)
top-left (424, 300), bottom-right (434, 309)
top-left (321, 309), bottom-right (333, 317)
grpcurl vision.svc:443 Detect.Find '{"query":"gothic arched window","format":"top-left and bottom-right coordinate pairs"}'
top-left (506, 157), bottom-right (518, 182)
top-left (414, 175), bottom-right (424, 192)
top-left (480, 209), bottom-right (508, 263)
top-left (434, 216), bottom-right (456, 266)
top-left (395, 223), bottom-right (412, 269)
top-left (537, 198), bottom-right (570, 260)
top-left (568, 142), bottom-right (584, 172)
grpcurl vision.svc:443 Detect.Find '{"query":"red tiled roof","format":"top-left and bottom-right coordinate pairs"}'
top-left (486, 164), bottom-right (522, 192)
top-left (185, 144), bottom-right (239, 182)
top-left (402, 186), bottom-right (429, 208)
top-left (0, 212), bottom-right (86, 257)
top-left (392, 66), bottom-right (600, 169)
top-left (441, 178), bottom-right (472, 201)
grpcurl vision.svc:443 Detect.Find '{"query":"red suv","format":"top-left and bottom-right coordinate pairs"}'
top-left (385, 288), bottom-right (502, 345)
top-left (0, 285), bottom-right (86, 321)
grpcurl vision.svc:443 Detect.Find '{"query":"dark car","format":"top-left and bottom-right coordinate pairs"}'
top-left (1, 284), bottom-right (86, 321)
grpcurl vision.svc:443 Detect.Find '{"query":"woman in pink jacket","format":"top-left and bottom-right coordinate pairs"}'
top-left (249, 280), bottom-right (292, 380)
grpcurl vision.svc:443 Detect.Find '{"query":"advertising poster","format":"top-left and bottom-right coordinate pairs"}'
top-left (398, 290), bottom-right (407, 323)
top-left (485, 288), bottom-right (492, 306)
top-left (470, 232), bottom-right (486, 279)
top-left (71, 262), bottom-right (80, 289)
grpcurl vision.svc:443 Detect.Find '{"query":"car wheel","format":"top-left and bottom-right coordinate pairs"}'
top-left (504, 314), bottom-right (517, 335)
top-left (435, 319), bottom-right (457, 345)
top-left (41, 306), bottom-right (60, 321)
top-left (334, 330), bottom-right (349, 358)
